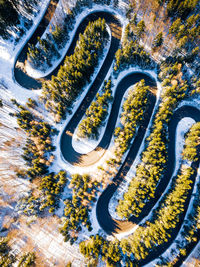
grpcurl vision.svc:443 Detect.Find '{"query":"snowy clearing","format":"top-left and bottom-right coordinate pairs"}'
top-left (114, 117), bottom-right (196, 240)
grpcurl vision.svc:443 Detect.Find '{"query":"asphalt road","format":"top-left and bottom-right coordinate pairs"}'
top-left (14, 0), bottom-right (59, 89)
top-left (13, 3), bottom-right (200, 264)
top-left (14, 9), bottom-right (121, 89)
top-left (60, 73), bottom-right (156, 166)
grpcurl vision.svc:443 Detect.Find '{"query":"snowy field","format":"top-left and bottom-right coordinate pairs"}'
top-left (0, 0), bottom-right (200, 265)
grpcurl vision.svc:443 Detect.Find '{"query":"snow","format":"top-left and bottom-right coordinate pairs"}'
top-left (107, 69), bottom-right (162, 221)
top-left (0, 0), bottom-right (50, 103)
top-left (113, 117), bottom-right (196, 241)
top-left (25, 3), bottom-right (128, 78)
top-left (184, 240), bottom-right (200, 266)
top-left (48, 68), bottom-right (162, 246)
top-left (25, 0), bottom-right (67, 77)
top-left (72, 69), bottom-right (132, 156)
top-left (0, 0), bottom-right (50, 57)
top-left (175, 118), bottom-right (195, 171)
top-left (145, 163), bottom-right (200, 267)
top-left (89, 204), bottom-right (101, 233)
top-left (110, 117), bottom-right (195, 239)
top-left (71, 29), bottom-right (112, 154)
top-left (2, 0), bottom-right (200, 263)
top-left (78, 203), bottom-right (101, 241)
top-left (72, 68), bottom-right (155, 155)
top-left (51, 67), bottom-right (161, 179)
top-left (72, 99), bottom-right (112, 154)
top-left (177, 96), bottom-right (200, 111)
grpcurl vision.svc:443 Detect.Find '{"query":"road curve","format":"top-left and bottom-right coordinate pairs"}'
top-left (96, 106), bottom-right (200, 237)
top-left (14, 0), bottom-right (59, 89)
top-left (13, 3), bottom-right (200, 264)
top-left (138, 106), bottom-right (200, 265)
top-left (14, 9), bottom-right (122, 89)
top-left (61, 73), bottom-right (156, 167)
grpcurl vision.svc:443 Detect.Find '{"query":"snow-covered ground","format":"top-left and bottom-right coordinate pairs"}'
top-left (0, 0), bottom-right (50, 58)
top-left (0, 0), bottom-right (50, 102)
top-left (1, 0), bottom-right (200, 264)
top-left (183, 240), bottom-right (200, 266)
top-left (177, 96), bottom-right (200, 111)
top-left (26, 3), bottom-right (128, 78)
top-left (72, 71), bottom-right (135, 155)
top-left (71, 27), bottom-right (112, 154)
top-left (112, 117), bottom-right (196, 240)
top-left (52, 68), bottom-right (161, 177)
top-left (145, 163), bottom-right (200, 267)
top-left (106, 69), bottom-right (162, 221)
top-left (72, 89), bottom-right (112, 154)
top-left (26, 0), bottom-right (67, 77)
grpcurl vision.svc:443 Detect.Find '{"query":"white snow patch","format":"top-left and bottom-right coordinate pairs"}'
top-left (145, 163), bottom-right (200, 267)
top-left (71, 29), bottom-right (112, 154)
top-left (54, 68), bottom-right (160, 176)
top-left (0, 0), bottom-right (50, 102)
top-left (25, 4), bottom-right (128, 78)
top-left (114, 117), bottom-right (195, 240)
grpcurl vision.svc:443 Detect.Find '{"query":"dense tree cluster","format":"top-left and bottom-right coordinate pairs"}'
top-left (125, 16), bottom-right (145, 39)
top-left (41, 18), bottom-right (109, 122)
top-left (60, 174), bottom-right (100, 244)
top-left (80, 120), bottom-right (200, 265)
top-left (17, 252), bottom-right (35, 267)
top-left (27, 36), bottom-right (60, 70)
top-left (116, 64), bottom-right (188, 219)
top-left (190, 77), bottom-right (200, 96)
top-left (119, 121), bottom-right (200, 263)
top-left (114, 41), bottom-right (153, 72)
top-left (39, 171), bottom-right (67, 213)
top-left (16, 193), bottom-right (41, 216)
top-left (113, 13), bottom-right (155, 72)
top-left (121, 165), bottom-right (194, 262)
top-left (166, 0), bottom-right (199, 19)
top-left (0, 237), bottom-right (35, 266)
top-left (114, 80), bottom-right (150, 156)
top-left (152, 32), bottom-right (163, 48)
top-left (79, 235), bottom-right (122, 266)
top-left (4, 0), bottom-right (200, 264)
top-left (77, 80), bottom-right (112, 139)
top-left (17, 171), bottom-right (67, 215)
top-left (12, 100), bottom-right (56, 180)
top-left (0, 0), bottom-right (19, 37)
top-left (27, 22), bottom-right (69, 71)
top-left (183, 122), bottom-right (200, 162)
top-left (12, 100), bottom-right (67, 216)
top-left (0, 0), bottom-right (41, 38)
top-left (157, 181), bottom-right (200, 265)
top-left (0, 237), bottom-right (15, 266)
top-left (169, 14), bottom-right (200, 55)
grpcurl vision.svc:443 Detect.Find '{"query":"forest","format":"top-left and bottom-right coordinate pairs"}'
top-left (0, 0), bottom-right (41, 38)
top-left (0, 237), bottom-right (35, 266)
top-left (11, 99), bottom-right (56, 180)
top-left (114, 79), bottom-right (150, 157)
top-left (116, 63), bottom-right (188, 219)
top-left (77, 80), bottom-right (112, 140)
top-left (80, 120), bottom-right (200, 265)
top-left (1, 0), bottom-right (200, 265)
top-left (60, 174), bottom-right (100, 244)
top-left (41, 17), bottom-right (109, 122)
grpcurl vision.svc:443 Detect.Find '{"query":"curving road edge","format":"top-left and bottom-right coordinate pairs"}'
top-left (13, 2), bottom-right (200, 264)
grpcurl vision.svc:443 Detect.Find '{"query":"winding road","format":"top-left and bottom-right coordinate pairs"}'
top-left (61, 73), bottom-right (156, 167)
top-left (14, 8), bottom-right (121, 89)
top-left (14, 2), bottom-right (200, 266)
